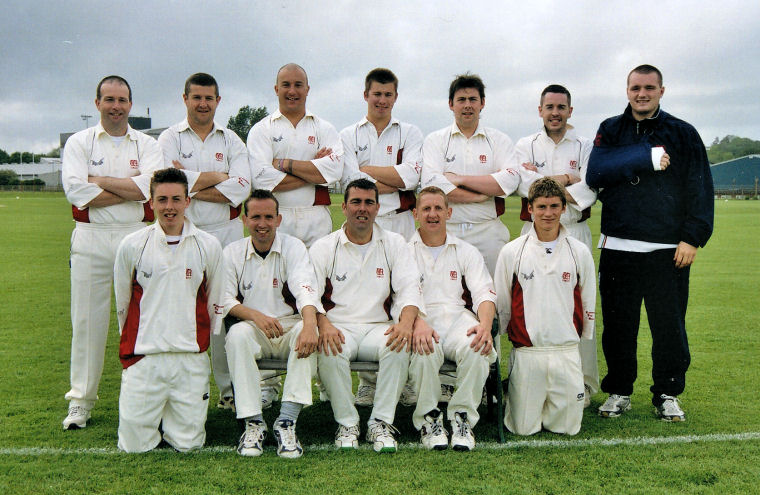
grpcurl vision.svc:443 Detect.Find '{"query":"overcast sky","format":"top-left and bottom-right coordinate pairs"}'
top-left (2, 0), bottom-right (759, 154)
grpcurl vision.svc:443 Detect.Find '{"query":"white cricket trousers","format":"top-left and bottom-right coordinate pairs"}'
top-left (278, 206), bottom-right (332, 249)
top-left (225, 316), bottom-right (316, 419)
top-left (118, 352), bottom-right (210, 453)
top-left (409, 308), bottom-right (496, 429)
top-left (318, 322), bottom-right (409, 427)
top-left (66, 222), bottom-right (143, 409)
top-left (505, 344), bottom-right (584, 436)
top-left (447, 218), bottom-right (510, 275)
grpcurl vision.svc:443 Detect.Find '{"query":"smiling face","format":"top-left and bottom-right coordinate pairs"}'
top-left (275, 65), bottom-right (309, 117)
top-left (95, 80), bottom-right (132, 136)
top-left (184, 83), bottom-right (219, 130)
top-left (414, 190), bottom-right (451, 242)
top-left (150, 182), bottom-right (190, 236)
top-left (342, 186), bottom-right (379, 244)
top-left (449, 87), bottom-right (484, 133)
top-left (627, 71), bottom-right (665, 121)
top-left (528, 195), bottom-right (565, 240)
top-left (364, 81), bottom-right (397, 123)
top-left (539, 92), bottom-right (573, 138)
top-left (242, 197), bottom-right (281, 252)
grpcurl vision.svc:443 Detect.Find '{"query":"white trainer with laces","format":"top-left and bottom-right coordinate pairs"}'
top-left (450, 412), bottom-right (475, 451)
top-left (273, 419), bottom-right (303, 458)
top-left (367, 419), bottom-right (399, 453)
top-left (399, 382), bottom-right (417, 406)
top-left (238, 419), bottom-right (267, 457)
top-left (354, 384), bottom-right (375, 407)
top-left (334, 424), bottom-right (360, 450)
top-left (655, 394), bottom-right (686, 422)
top-left (63, 405), bottom-right (91, 430)
top-left (598, 394), bottom-right (631, 418)
top-left (420, 409), bottom-right (448, 450)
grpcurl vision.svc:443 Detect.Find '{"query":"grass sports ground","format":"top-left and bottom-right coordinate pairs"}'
top-left (1, 192), bottom-right (759, 494)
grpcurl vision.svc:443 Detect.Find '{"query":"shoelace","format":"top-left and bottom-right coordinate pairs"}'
top-left (455, 414), bottom-right (470, 437)
top-left (337, 425), bottom-right (359, 438)
top-left (277, 420), bottom-right (297, 446)
top-left (371, 420), bottom-right (399, 437)
top-left (244, 421), bottom-right (265, 442)
top-left (429, 418), bottom-right (445, 436)
top-left (69, 405), bottom-right (87, 416)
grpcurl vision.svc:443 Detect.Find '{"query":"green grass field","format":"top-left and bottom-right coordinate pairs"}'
top-left (1, 192), bottom-right (759, 494)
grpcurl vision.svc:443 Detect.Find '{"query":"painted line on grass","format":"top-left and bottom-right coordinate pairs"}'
top-left (2, 432), bottom-right (759, 456)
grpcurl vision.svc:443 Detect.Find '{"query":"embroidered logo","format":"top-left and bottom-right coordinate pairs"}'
top-left (562, 272), bottom-right (571, 282)
top-left (308, 136), bottom-right (315, 145)
top-left (358, 144), bottom-right (368, 152)
top-left (90, 158), bottom-right (104, 166)
top-left (479, 154), bottom-right (487, 163)
top-left (238, 177), bottom-right (249, 187)
top-left (141, 270), bottom-right (152, 279)
top-left (272, 278), bottom-right (279, 288)
top-left (335, 273), bottom-right (347, 282)
top-left (521, 270), bottom-right (534, 281)
top-left (569, 160), bottom-right (577, 169)
top-left (242, 281), bottom-right (252, 290)
top-left (586, 311), bottom-right (595, 320)
top-left (376, 268), bottom-right (384, 278)
top-left (302, 284), bottom-right (314, 293)
top-left (450, 271), bottom-right (458, 280)
top-left (577, 393), bottom-right (585, 401)
top-left (413, 163), bottom-right (421, 174)
top-left (386, 145), bottom-right (393, 155)
top-left (181, 151), bottom-right (193, 159)
top-left (445, 154), bottom-right (456, 163)
top-left (594, 133), bottom-right (602, 146)
top-left (215, 152), bottom-right (224, 162)
top-left (535, 161), bottom-right (546, 168)
top-left (489, 289), bottom-right (496, 296)
top-left (129, 160), bottom-right (138, 169)
top-left (186, 268), bottom-right (192, 279)
top-left (213, 304), bottom-right (224, 315)
top-left (272, 135), bottom-right (283, 142)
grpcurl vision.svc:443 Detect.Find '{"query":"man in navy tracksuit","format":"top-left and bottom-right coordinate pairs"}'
top-left (587, 65), bottom-right (713, 422)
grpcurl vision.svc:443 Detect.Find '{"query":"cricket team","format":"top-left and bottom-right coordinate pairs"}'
top-left (60, 64), bottom-right (714, 456)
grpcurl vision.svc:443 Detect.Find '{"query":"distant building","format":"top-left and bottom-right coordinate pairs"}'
top-left (711, 155), bottom-right (760, 197)
top-left (0, 158), bottom-right (62, 187)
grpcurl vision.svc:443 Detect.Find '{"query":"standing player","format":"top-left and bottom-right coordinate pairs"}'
top-left (421, 73), bottom-right (523, 274)
top-left (114, 168), bottom-right (224, 452)
top-left (311, 179), bottom-right (424, 453)
top-left (247, 63), bottom-right (344, 248)
top-left (495, 178), bottom-right (596, 436)
top-left (61, 75), bottom-right (162, 429)
top-left (340, 67), bottom-right (423, 407)
top-left (158, 72), bottom-right (252, 412)
top-left (587, 65), bottom-right (714, 422)
top-left (514, 84), bottom-right (599, 406)
top-left (407, 187), bottom-right (497, 451)
top-left (223, 190), bottom-right (321, 458)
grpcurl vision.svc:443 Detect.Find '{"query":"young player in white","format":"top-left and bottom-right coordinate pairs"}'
top-left (311, 179), bottom-right (424, 453)
top-left (247, 63), bottom-right (344, 248)
top-left (339, 67), bottom-right (423, 408)
top-left (158, 72), bottom-right (252, 413)
top-left (421, 73), bottom-right (523, 275)
top-left (407, 187), bottom-right (497, 451)
top-left (61, 75), bottom-right (162, 429)
top-left (514, 84), bottom-right (599, 407)
top-left (494, 178), bottom-right (596, 436)
top-left (114, 168), bottom-right (224, 452)
top-left (222, 190), bottom-right (321, 458)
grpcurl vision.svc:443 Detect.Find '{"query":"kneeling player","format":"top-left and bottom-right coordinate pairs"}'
top-left (495, 177), bottom-right (595, 436)
top-left (223, 190), bottom-right (321, 458)
top-left (407, 187), bottom-right (497, 450)
top-left (114, 168), bottom-right (224, 452)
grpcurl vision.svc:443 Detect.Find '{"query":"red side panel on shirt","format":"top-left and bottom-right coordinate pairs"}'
top-left (519, 197), bottom-right (531, 221)
top-left (195, 274), bottom-right (211, 352)
top-left (119, 277), bottom-right (145, 369)
top-left (383, 293), bottom-right (393, 321)
top-left (507, 274), bottom-right (532, 348)
top-left (573, 279), bottom-right (584, 337)
top-left (229, 205), bottom-right (241, 220)
top-left (321, 278), bottom-right (335, 312)
top-left (495, 197), bottom-right (505, 217)
top-left (396, 190), bottom-right (416, 213)
top-left (460, 276), bottom-right (474, 313)
top-left (142, 202), bottom-right (154, 222)
top-left (71, 205), bottom-right (90, 223)
top-left (313, 185), bottom-right (331, 206)
top-left (281, 282), bottom-right (299, 315)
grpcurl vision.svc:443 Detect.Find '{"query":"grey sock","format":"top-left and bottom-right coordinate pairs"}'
top-left (276, 401), bottom-right (303, 423)
top-left (244, 414), bottom-right (265, 423)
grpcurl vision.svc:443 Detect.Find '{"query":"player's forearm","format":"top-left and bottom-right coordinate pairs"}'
top-left (360, 166), bottom-right (405, 188)
top-left (191, 171), bottom-right (229, 192)
top-left (193, 187), bottom-right (231, 204)
top-left (375, 182), bottom-right (399, 194)
top-left (447, 187), bottom-right (489, 204)
top-left (89, 177), bottom-right (146, 201)
top-left (476, 301), bottom-right (496, 326)
top-left (84, 190), bottom-right (126, 207)
top-left (275, 159), bottom-right (327, 184)
top-left (228, 304), bottom-right (261, 322)
top-left (301, 305), bottom-right (318, 330)
top-left (397, 305), bottom-right (419, 328)
top-left (272, 174), bottom-right (308, 191)
top-left (453, 175), bottom-right (505, 196)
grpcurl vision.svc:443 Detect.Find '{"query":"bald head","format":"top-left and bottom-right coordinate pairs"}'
top-left (276, 63), bottom-right (308, 84)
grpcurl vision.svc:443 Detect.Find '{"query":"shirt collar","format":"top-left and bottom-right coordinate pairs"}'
top-left (338, 222), bottom-right (385, 246)
top-left (527, 223), bottom-right (568, 244)
top-left (244, 232), bottom-right (283, 260)
top-left (152, 219), bottom-right (200, 242)
top-left (94, 122), bottom-right (139, 140)
top-left (450, 121), bottom-right (486, 138)
top-left (177, 118), bottom-right (223, 136)
top-left (410, 230), bottom-right (460, 248)
top-left (272, 108), bottom-right (315, 121)
top-left (359, 116), bottom-right (399, 133)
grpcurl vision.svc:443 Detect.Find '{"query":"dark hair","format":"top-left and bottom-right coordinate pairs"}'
top-left (150, 167), bottom-right (188, 197)
top-left (344, 178), bottom-right (378, 203)
top-left (96, 75), bottom-right (132, 102)
top-left (244, 189), bottom-right (279, 215)
top-left (417, 186), bottom-right (448, 207)
top-left (184, 72), bottom-right (219, 97)
top-left (540, 84), bottom-right (571, 106)
top-left (528, 177), bottom-right (566, 207)
top-left (448, 73), bottom-right (485, 102)
top-left (628, 64), bottom-right (663, 86)
top-left (365, 68), bottom-right (398, 93)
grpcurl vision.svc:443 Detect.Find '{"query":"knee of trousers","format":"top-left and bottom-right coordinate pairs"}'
top-left (378, 346), bottom-right (411, 368)
top-left (225, 323), bottom-right (261, 354)
top-left (409, 347), bottom-right (444, 376)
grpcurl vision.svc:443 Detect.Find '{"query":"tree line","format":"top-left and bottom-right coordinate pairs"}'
top-left (708, 136), bottom-right (760, 164)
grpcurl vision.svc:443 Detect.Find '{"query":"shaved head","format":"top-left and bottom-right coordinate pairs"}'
top-left (276, 63), bottom-right (308, 84)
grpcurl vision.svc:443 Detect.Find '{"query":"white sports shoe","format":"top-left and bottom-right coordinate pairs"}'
top-left (598, 394), bottom-right (632, 418)
top-left (238, 419), bottom-right (267, 457)
top-left (399, 382), bottom-right (417, 407)
top-left (584, 384), bottom-right (592, 409)
top-left (262, 386), bottom-right (279, 410)
top-left (354, 384), bottom-right (375, 407)
top-left (273, 419), bottom-right (303, 458)
top-left (334, 424), bottom-right (360, 450)
top-left (655, 395), bottom-right (686, 422)
top-left (420, 410), bottom-right (448, 450)
top-left (450, 412), bottom-right (475, 451)
top-left (440, 384), bottom-right (454, 403)
top-left (217, 395), bottom-right (236, 412)
top-left (367, 419), bottom-right (399, 453)
top-left (62, 405), bottom-right (91, 430)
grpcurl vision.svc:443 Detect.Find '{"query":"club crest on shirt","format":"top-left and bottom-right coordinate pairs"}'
top-left (90, 158), bottom-right (104, 166)
top-left (445, 154), bottom-right (456, 163)
top-left (130, 160), bottom-right (139, 169)
top-left (215, 152), bottom-right (224, 162)
top-left (185, 269), bottom-right (192, 279)
top-left (272, 135), bottom-right (283, 142)
top-left (386, 146), bottom-right (393, 155)
top-left (562, 272), bottom-right (571, 282)
top-left (569, 160), bottom-right (577, 169)
top-left (450, 271), bottom-right (458, 280)
top-left (376, 268), bottom-right (384, 278)
top-left (479, 154), bottom-right (487, 163)
top-left (181, 151), bottom-right (193, 159)
top-left (586, 311), bottom-right (595, 320)
top-left (521, 270), bottom-right (534, 281)
top-left (308, 136), bottom-right (315, 145)
top-left (272, 278), bottom-right (279, 288)
top-left (335, 273), bottom-right (347, 282)
top-left (242, 281), bottom-right (253, 290)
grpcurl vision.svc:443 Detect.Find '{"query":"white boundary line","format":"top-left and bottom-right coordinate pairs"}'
top-left (2, 432), bottom-right (759, 456)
